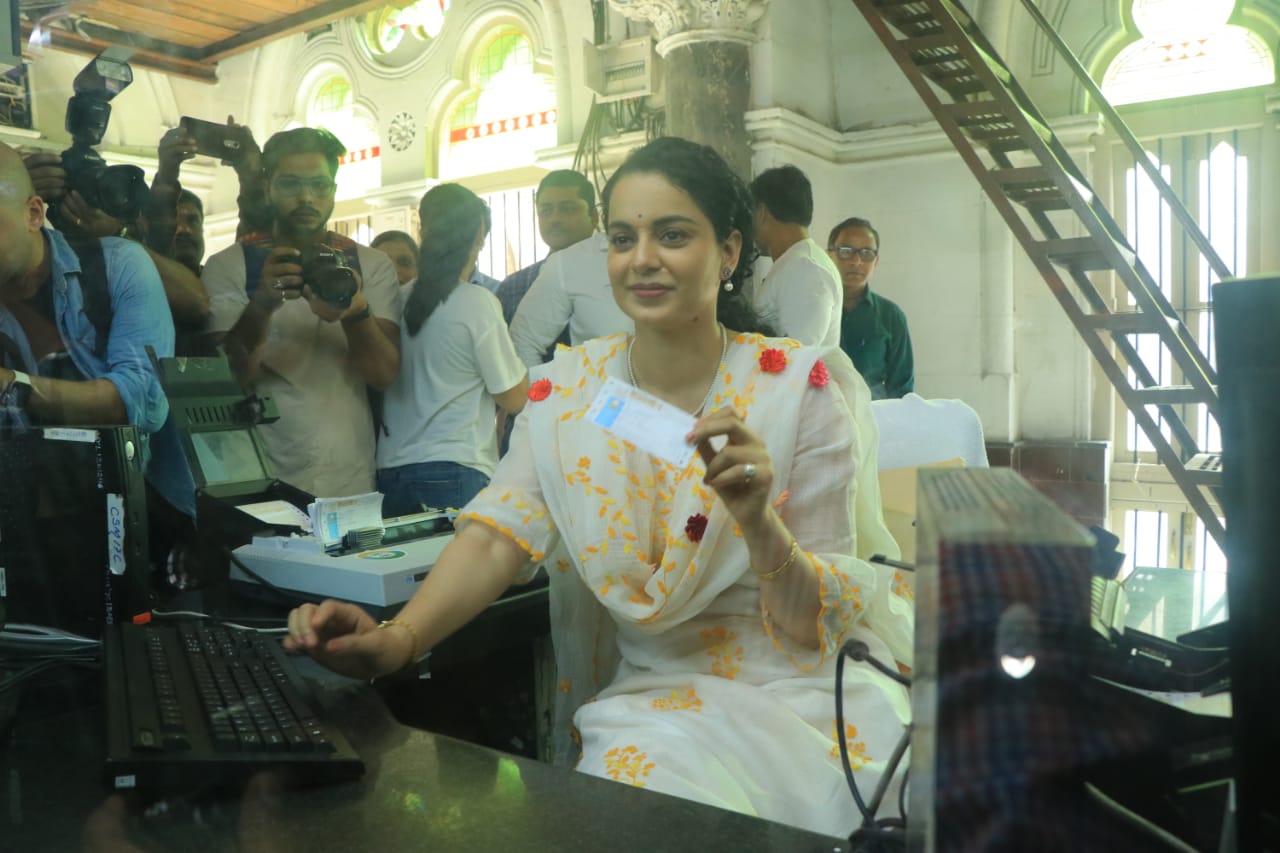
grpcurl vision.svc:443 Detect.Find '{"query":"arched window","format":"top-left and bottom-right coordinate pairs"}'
top-left (440, 28), bottom-right (557, 180)
top-left (1100, 4), bottom-right (1270, 571)
top-left (304, 73), bottom-right (381, 202)
top-left (311, 77), bottom-right (352, 117)
top-left (1101, 0), bottom-right (1274, 106)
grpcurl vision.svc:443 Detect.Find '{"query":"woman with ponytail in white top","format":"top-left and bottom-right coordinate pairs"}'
top-left (375, 184), bottom-right (528, 515)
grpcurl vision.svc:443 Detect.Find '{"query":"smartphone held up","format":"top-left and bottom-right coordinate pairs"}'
top-left (179, 116), bottom-right (250, 163)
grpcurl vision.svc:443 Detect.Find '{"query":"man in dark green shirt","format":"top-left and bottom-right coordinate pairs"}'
top-left (828, 217), bottom-right (914, 399)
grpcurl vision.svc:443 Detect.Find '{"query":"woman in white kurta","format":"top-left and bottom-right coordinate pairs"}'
top-left (285, 138), bottom-right (913, 838)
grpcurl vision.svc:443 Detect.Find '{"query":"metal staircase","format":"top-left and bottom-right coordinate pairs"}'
top-left (849, 0), bottom-right (1230, 548)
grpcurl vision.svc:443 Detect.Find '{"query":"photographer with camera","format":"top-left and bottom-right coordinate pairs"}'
top-left (22, 151), bottom-right (211, 337)
top-left (0, 141), bottom-right (195, 525)
top-left (21, 52), bottom-right (210, 337)
top-left (201, 127), bottom-right (402, 498)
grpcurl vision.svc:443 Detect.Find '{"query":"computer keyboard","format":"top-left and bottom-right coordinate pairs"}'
top-left (103, 620), bottom-right (363, 790)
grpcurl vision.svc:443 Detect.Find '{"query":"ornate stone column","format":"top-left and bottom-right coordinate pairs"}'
top-left (609, 0), bottom-right (769, 178)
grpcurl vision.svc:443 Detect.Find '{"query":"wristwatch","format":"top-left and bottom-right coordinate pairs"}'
top-left (342, 304), bottom-right (372, 324)
top-left (1, 369), bottom-right (33, 411)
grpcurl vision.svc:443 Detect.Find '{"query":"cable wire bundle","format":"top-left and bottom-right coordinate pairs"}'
top-left (837, 639), bottom-right (912, 851)
top-left (0, 623), bottom-right (102, 696)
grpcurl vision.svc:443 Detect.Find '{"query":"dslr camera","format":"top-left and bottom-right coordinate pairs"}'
top-left (298, 245), bottom-right (358, 308)
top-left (56, 51), bottom-right (149, 229)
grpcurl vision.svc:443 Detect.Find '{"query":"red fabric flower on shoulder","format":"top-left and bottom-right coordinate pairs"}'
top-left (809, 359), bottom-right (830, 388)
top-left (685, 513), bottom-right (709, 543)
top-left (528, 378), bottom-right (553, 401)
top-left (759, 348), bottom-right (788, 373)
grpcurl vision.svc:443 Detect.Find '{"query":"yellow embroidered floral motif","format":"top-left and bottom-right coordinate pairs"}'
top-left (761, 556), bottom-right (848, 673)
top-left (893, 571), bottom-right (915, 602)
top-left (830, 721), bottom-right (871, 767)
top-left (603, 746), bottom-right (655, 786)
top-left (840, 580), bottom-right (864, 613)
top-left (700, 626), bottom-right (744, 679)
top-left (455, 513), bottom-right (546, 561)
top-left (652, 688), bottom-right (703, 712)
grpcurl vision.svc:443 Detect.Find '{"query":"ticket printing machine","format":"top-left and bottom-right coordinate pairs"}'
top-left (158, 356), bottom-right (454, 614)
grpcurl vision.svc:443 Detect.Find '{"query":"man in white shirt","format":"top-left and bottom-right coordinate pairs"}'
top-left (748, 165), bottom-right (842, 346)
top-left (508, 231), bottom-right (632, 368)
top-left (202, 127), bottom-right (402, 498)
top-left (496, 170), bottom-right (599, 334)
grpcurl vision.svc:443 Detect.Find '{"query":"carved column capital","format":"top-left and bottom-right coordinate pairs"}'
top-left (608, 0), bottom-right (770, 56)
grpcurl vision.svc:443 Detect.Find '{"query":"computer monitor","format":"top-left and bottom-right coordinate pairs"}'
top-left (156, 356), bottom-right (278, 500)
top-left (1212, 275), bottom-right (1280, 849)
top-left (188, 427), bottom-right (270, 488)
top-left (154, 356), bottom-right (312, 586)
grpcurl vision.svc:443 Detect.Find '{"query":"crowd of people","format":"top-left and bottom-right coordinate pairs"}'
top-left (0, 122), bottom-right (917, 836)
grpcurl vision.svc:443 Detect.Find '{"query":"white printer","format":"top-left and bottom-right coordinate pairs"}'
top-left (230, 511), bottom-right (454, 609)
top-left (156, 355), bottom-right (456, 610)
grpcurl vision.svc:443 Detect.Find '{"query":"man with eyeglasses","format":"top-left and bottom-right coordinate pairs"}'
top-left (201, 127), bottom-right (403, 498)
top-left (748, 165), bottom-right (843, 347)
top-left (828, 217), bottom-right (913, 399)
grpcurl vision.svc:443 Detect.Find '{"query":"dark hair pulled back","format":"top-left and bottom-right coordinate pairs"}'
top-left (601, 137), bottom-right (774, 337)
top-left (403, 184), bottom-right (490, 336)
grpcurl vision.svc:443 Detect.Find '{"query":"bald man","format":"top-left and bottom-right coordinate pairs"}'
top-left (0, 141), bottom-right (195, 519)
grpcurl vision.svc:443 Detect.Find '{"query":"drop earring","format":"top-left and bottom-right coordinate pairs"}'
top-left (721, 267), bottom-right (734, 292)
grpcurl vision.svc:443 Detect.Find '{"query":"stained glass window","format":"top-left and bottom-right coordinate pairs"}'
top-left (442, 28), bottom-right (557, 179)
top-left (1101, 0), bottom-right (1274, 105)
top-left (312, 77), bottom-right (352, 116)
top-left (362, 1), bottom-right (451, 57)
top-left (305, 74), bottom-right (380, 202)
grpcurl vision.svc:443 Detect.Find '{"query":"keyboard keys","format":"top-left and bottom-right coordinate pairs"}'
top-left (163, 732), bottom-right (192, 750)
top-left (122, 626), bottom-right (166, 752)
top-left (282, 727), bottom-right (311, 751)
top-left (125, 624), bottom-right (343, 754)
top-left (107, 622), bottom-right (364, 788)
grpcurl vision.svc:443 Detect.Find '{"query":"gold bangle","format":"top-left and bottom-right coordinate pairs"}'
top-left (756, 538), bottom-right (800, 581)
top-left (377, 619), bottom-right (421, 672)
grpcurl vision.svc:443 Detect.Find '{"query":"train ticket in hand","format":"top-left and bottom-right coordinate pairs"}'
top-left (587, 377), bottom-right (696, 469)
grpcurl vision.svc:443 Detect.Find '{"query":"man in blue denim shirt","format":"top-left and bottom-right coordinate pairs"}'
top-left (0, 142), bottom-right (195, 519)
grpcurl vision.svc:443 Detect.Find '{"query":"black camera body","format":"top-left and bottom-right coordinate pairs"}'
top-left (59, 144), bottom-right (148, 223)
top-left (55, 54), bottom-right (148, 228)
top-left (298, 245), bottom-right (358, 308)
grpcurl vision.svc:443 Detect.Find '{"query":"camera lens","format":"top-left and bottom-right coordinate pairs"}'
top-left (96, 165), bottom-right (149, 222)
top-left (299, 246), bottom-right (357, 307)
top-left (313, 267), bottom-right (357, 307)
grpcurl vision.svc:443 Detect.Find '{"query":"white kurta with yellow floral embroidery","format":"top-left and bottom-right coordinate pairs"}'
top-left (456, 332), bottom-right (914, 838)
